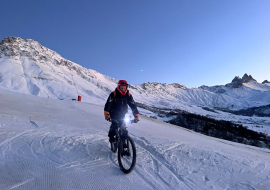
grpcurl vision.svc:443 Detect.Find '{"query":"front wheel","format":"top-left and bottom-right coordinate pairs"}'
top-left (118, 136), bottom-right (136, 174)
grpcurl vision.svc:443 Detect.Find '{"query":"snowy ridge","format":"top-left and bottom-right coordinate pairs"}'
top-left (199, 81), bottom-right (270, 108)
top-left (0, 37), bottom-right (118, 104)
top-left (0, 36), bottom-right (270, 111)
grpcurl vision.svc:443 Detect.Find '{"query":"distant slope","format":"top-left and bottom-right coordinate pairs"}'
top-left (218, 104), bottom-right (270, 117)
top-left (200, 81), bottom-right (270, 108)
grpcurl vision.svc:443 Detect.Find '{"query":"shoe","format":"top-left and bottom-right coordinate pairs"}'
top-left (122, 148), bottom-right (130, 157)
top-left (125, 149), bottom-right (131, 157)
top-left (122, 142), bottom-right (130, 156)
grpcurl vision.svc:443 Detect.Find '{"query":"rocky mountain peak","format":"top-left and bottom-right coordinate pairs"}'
top-left (1, 36), bottom-right (54, 57)
top-left (142, 82), bottom-right (187, 90)
top-left (171, 83), bottom-right (186, 89)
top-left (231, 76), bottom-right (243, 88)
top-left (0, 36), bottom-right (23, 45)
top-left (228, 74), bottom-right (257, 88)
top-left (0, 36), bottom-right (110, 84)
top-left (262, 80), bottom-right (270, 84)
top-left (232, 76), bottom-right (241, 83)
top-left (1, 36), bottom-right (42, 44)
top-left (242, 73), bottom-right (257, 83)
top-left (0, 36), bottom-right (74, 68)
top-left (0, 37), bottom-right (44, 53)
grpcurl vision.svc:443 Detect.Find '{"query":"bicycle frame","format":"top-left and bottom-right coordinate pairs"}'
top-left (111, 118), bottom-right (135, 139)
top-left (109, 118), bottom-right (137, 174)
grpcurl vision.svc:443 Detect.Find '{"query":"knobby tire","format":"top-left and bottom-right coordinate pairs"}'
top-left (117, 136), bottom-right (136, 174)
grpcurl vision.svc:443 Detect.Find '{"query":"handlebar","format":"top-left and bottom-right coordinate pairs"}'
top-left (111, 118), bottom-right (139, 124)
top-left (130, 119), bottom-right (137, 124)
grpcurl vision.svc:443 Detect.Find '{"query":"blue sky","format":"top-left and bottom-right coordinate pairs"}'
top-left (1, 0), bottom-right (270, 87)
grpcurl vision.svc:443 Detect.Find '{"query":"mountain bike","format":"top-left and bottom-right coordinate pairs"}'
top-left (110, 118), bottom-right (137, 174)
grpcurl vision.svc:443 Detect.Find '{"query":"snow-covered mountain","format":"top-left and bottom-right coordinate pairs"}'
top-left (0, 37), bottom-right (119, 105)
top-left (199, 75), bottom-right (270, 109)
top-left (1, 36), bottom-right (270, 111)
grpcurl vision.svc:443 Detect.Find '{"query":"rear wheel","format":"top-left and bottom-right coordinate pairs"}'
top-left (118, 136), bottom-right (136, 174)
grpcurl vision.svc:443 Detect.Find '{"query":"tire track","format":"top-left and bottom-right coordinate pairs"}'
top-left (106, 142), bottom-right (156, 189)
top-left (133, 167), bottom-right (157, 190)
top-left (165, 143), bottom-right (183, 152)
top-left (151, 158), bottom-right (173, 188)
top-left (0, 131), bottom-right (29, 147)
top-left (40, 133), bottom-right (66, 165)
top-left (133, 142), bottom-right (183, 190)
top-left (10, 178), bottom-right (34, 190)
top-left (131, 134), bottom-right (203, 190)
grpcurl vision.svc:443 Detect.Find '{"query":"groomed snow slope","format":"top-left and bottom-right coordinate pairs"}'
top-left (0, 87), bottom-right (269, 190)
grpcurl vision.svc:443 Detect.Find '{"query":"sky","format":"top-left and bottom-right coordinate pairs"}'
top-left (1, 0), bottom-right (270, 88)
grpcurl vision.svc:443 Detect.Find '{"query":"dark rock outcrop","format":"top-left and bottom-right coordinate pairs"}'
top-left (242, 73), bottom-right (257, 83)
top-left (226, 74), bottom-right (258, 88)
top-left (171, 83), bottom-right (186, 89)
top-left (231, 76), bottom-right (243, 88)
top-left (262, 80), bottom-right (270, 84)
top-left (198, 85), bottom-right (209, 90)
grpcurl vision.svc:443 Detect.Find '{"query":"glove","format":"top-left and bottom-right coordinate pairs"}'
top-left (106, 117), bottom-right (112, 122)
top-left (134, 114), bottom-right (139, 123)
top-left (104, 111), bottom-right (111, 122)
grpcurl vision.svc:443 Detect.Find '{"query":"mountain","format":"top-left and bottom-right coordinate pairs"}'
top-left (0, 86), bottom-right (269, 190)
top-left (1, 36), bottom-right (270, 111)
top-left (0, 37), bottom-right (118, 105)
top-left (263, 80), bottom-right (270, 84)
top-left (1, 37), bottom-right (270, 153)
top-left (242, 73), bottom-right (257, 83)
top-left (223, 73), bottom-right (257, 88)
top-left (198, 75), bottom-right (270, 109)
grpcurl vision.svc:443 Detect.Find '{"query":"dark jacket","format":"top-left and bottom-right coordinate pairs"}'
top-left (104, 88), bottom-right (139, 119)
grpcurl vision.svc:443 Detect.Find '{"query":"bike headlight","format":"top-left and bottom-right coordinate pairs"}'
top-left (124, 117), bottom-right (130, 123)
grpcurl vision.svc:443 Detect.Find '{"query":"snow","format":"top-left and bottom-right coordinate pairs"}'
top-left (0, 87), bottom-right (269, 190)
top-left (1, 37), bottom-right (270, 112)
top-left (2, 51), bottom-right (270, 135)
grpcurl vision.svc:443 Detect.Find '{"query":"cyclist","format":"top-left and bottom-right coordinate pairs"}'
top-left (104, 80), bottom-right (139, 142)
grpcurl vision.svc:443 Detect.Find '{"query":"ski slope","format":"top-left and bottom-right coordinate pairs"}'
top-left (0, 87), bottom-right (269, 190)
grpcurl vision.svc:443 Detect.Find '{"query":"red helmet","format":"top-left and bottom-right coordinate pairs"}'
top-left (117, 80), bottom-right (128, 95)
